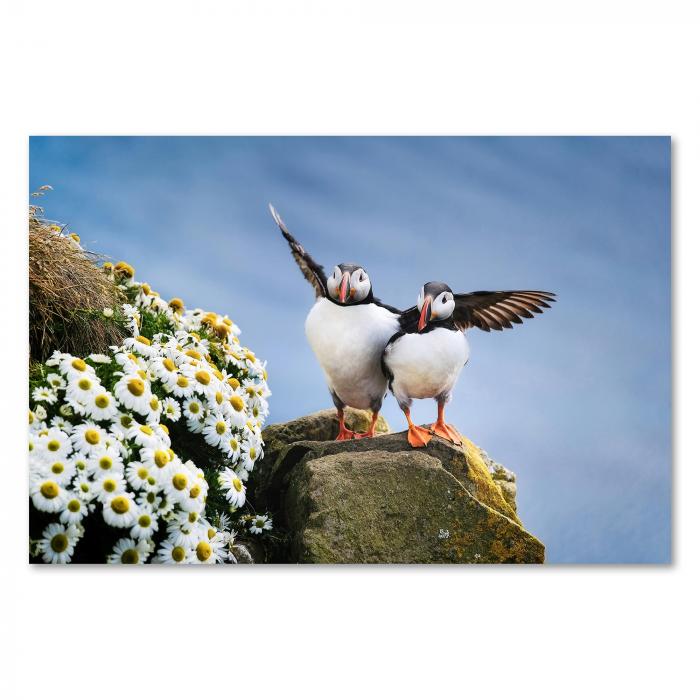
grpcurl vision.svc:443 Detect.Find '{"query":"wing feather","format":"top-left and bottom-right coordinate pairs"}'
top-left (269, 204), bottom-right (327, 298)
top-left (453, 290), bottom-right (556, 332)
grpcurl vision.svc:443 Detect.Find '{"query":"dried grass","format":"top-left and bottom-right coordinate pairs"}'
top-left (29, 207), bottom-right (126, 362)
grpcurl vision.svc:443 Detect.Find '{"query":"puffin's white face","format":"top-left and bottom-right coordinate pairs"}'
top-left (417, 284), bottom-right (455, 330)
top-left (327, 265), bottom-right (371, 304)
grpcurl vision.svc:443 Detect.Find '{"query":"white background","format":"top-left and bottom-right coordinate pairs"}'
top-left (1, 2), bottom-right (696, 698)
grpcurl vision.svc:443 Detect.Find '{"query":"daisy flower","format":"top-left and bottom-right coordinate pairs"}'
top-left (58, 403), bottom-right (74, 417)
top-left (45, 373), bottom-right (67, 390)
top-left (82, 391), bottom-right (119, 421)
top-left (126, 421), bottom-right (161, 447)
top-left (71, 423), bottom-right (108, 455)
top-left (87, 353), bottom-right (111, 364)
top-left (38, 428), bottom-right (72, 461)
top-left (166, 519), bottom-right (200, 549)
top-left (182, 397), bottom-right (204, 422)
top-left (107, 537), bottom-right (151, 564)
top-left (113, 374), bottom-right (153, 415)
top-left (32, 386), bottom-right (58, 404)
top-left (218, 468), bottom-right (246, 509)
top-left (130, 509), bottom-right (159, 540)
top-left (139, 445), bottom-right (173, 474)
top-left (103, 493), bottom-right (138, 528)
top-left (156, 538), bottom-right (193, 564)
top-left (72, 474), bottom-right (95, 502)
top-left (49, 416), bottom-right (72, 433)
top-left (93, 472), bottom-right (127, 503)
top-left (87, 445), bottom-right (124, 475)
top-left (191, 535), bottom-right (226, 564)
top-left (34, 404), bottom-right (48, 420)
top-left (221, 435), bottom-right (241, 460)
top-left (161, 397), bottom-right (181, 422)
top-left (44, 458), bottom-right (77, 485)
top-left (125, 461), bottom-right (155, 491)
top-left (202, 412), bottom-right (231, 449)
top-left (59, 355), bottom-right (96, 381)
top-left (144, 395), bottom-right (162, 424)
top-left (37, 523), bottom-right (80, 564)
top-left (59, 496), bottom-right (88, 525)
top-left (30, 478), bottom-right (68, 513)
top-left (249, 514), bottom-right (273, 535)
top-left (123, 335), bottom-right (157, 358)
top-left (152, 356), bottom-right (180, 386)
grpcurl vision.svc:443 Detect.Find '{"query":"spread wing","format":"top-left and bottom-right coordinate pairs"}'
top-left (452, 290), bottom-right (556, 332)
top-left (269, 204), bottom-right (327, 298)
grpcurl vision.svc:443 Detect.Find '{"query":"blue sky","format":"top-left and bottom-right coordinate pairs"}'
top-left (29, 136), bottom-right (671, 564)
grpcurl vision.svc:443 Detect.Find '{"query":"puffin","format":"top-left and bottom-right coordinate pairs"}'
top-left (382, 282), bottom-right (556, 448)
top-left (269, 204), bottom-right (402, 440)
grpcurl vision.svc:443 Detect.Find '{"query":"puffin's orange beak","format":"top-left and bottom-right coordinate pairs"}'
top-left (418, 296), bottom-right (432, 331)
top-left (338, 272), bottom-right (351, 303)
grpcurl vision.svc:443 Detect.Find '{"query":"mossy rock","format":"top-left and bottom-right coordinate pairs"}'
top-left (252, 409), bottom-right (544, 564)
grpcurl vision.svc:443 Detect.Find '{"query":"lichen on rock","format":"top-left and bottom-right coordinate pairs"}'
top-left (250, 409), bottom-right (545, 564)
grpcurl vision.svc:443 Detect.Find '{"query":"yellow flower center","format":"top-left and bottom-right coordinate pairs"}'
top-left (103, 479), bottom-right (117, 493)
top-left (188, 402), bottom-right (200, 414)
top-left (196, 542), bottom-right (212, 562)
top-left (67, 499), bottom-right (81, 513)
top-left (85, 428), bottom-right (100, 445)
top-left (120, 415), bottom-right (132, 428)
top-left (172, 546), bottom-right (186, 562)
top-left (245, 351), bottom-right (256, 362)
top-left (195, 370), bottom-right (210, 385)
top-left (169, 298), bottom-right (184, 312)
top-left (215, 421), bottom-right (227, 435)
top-left (40, 481), bottom-right (59, 499)
top-left (163, 358), bottom-right (176, 372)
top-left (189, 511), bottom-right (198, 523)
top-left (80, 483), bottom-right (89, 493)
top-left (138, 514), bottom-right (151, 527)
top-left (215, 391), bottom-right (223, 404)
top-left (140, 425), bottom-right (153, 436)
top-left (110, 496), bottom-right (130, 514)
top-left (185, 349), bottom-right (202, 361)
top-left (121, 549), bottom-right (139, 564)
top-left (71, 358), bottom-right (87, 371)
top-left (78, 378), bottom-right (92, 391)
top-left (137, 370), bottom-right (147, 380)
top-left (168, 449), bottom-right (175, 460)
top-left (51, 534), bottom-right (69, 553)
top-left (160, 424), bottom-right (169, 434)
top-left (127, 378), bottom-right (145, 397)
top-left (249, 447), bottom-right (257, 459)
top-left (171, 473), bottom-right (188, 490)
top-left (141, 283), bottom-right (151, 294)
top-left (137, 467), bottom-right (148, 479)
top-left (51, 462), bottom-right (64, 474)
top-left (232, 478), bottom-right (243, 493)
top-left (99, 456), bottom-right (112, 470)
top-left (227, 378), bottom-right (240, 390)
top-left (149, 397), bottom-right (159, 410)
top-left (176, 376), bottom-right (189, 388)
top-left (189, 485), bottom-right (201, 499)
top-left (229, 438), bottom-right (238, 451)
top-left (212, 368), bottom-right (223, 380)
top-left (230, 396), bottom-right (244, 412)
top-left (154, 450), bottom-right (169, 468)
top-left (95, 394), bottom-right (110, 408)
top-left (47, 440), bottom-right (61, 452)
top-left (76, 460), bottom-right (86, 470)
top-left (136, 335), bottom-right (151, 346)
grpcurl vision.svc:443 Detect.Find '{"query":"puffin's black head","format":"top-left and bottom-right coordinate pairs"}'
top-left (327, 263), bottom-right (372, 305)
top-left (417, 281), bottom-right (455, 331)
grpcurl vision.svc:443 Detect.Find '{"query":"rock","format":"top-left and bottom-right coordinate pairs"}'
top-left (251, 409), bottom-right (544, 564)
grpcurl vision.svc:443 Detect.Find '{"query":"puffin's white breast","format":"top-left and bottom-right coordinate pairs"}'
top-left (305, 298), bottom-right (400, 409)
top-left (384, 327), bottom-right (469, 402)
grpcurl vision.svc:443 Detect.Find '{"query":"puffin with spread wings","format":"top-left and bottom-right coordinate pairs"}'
top-left (269, 205), bottom-right (402, 440)
top-left (382, 282), bottom-right (556, 448)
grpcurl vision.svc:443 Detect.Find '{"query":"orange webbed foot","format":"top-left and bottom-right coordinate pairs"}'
top-left (407, 424), bottom-right (432, 448)
top-left (335, 426), bottom-right (360, 441)
top-left (430, 422), bottom-right (463, 446)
